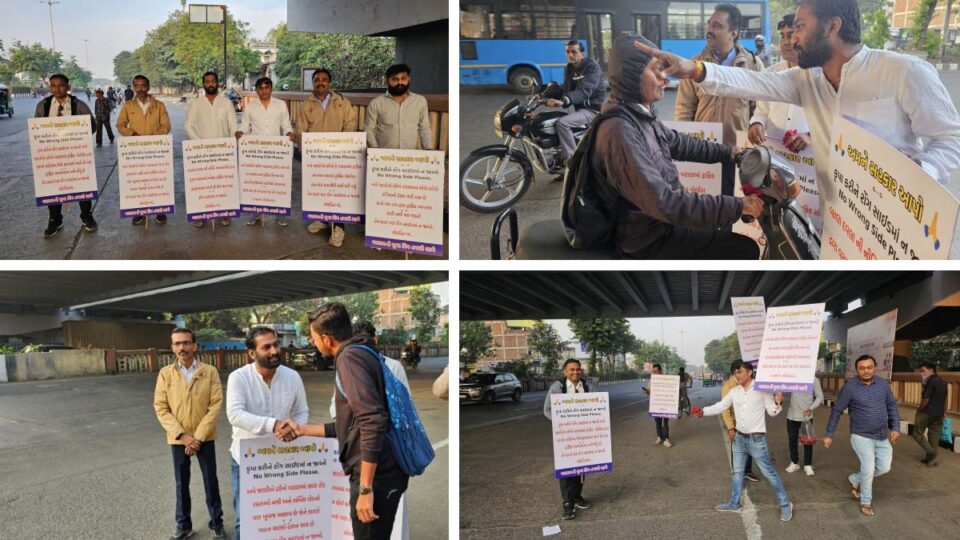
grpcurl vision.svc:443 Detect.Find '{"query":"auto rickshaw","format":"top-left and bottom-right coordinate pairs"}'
top-left (0, 84), bottom-right (13, 118)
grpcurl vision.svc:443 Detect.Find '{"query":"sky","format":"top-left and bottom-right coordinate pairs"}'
top-left (3, 0), bottom-right (287, 80)
top-left (546, 316), bottom-right (737, 368)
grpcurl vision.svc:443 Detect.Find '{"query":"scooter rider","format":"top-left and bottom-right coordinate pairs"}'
top-left (546, 40), bottom-right (607, 180)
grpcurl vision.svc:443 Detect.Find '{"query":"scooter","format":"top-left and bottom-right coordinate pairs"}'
top-left (460, 81), bottom-right (588, 214)
top-left (489, 145), bottom-right (821, 260)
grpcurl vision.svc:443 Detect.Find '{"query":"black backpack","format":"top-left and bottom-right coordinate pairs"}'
top-left (561, 106), bottom-right (644, 249)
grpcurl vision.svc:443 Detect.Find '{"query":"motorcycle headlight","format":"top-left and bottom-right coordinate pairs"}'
top-left (493, 115), bottom-right (503, 138)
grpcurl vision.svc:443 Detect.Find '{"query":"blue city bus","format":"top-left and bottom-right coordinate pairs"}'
top-left (460, 0), bottom-right (770, 93)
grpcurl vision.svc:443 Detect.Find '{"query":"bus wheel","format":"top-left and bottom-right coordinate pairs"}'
top-left (509, 68), bottom-right (540, 94)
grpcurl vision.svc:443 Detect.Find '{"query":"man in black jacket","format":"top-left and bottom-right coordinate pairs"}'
top-left (913, 362), bottom-right (948, 466)
top-left (292, 302), bottom-right (408, 540)
top-left (546, 40), bottom-right (607, 174)
top-left (33, 73), bottom-right (98, 238)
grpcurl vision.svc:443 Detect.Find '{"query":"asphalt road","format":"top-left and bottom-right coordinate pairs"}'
top-left (0, 356), bottom-right (449, 539)
top-left (0, 95), bottom-right (447, 260)
top-left (460, 378), bottom-right (960, 539)
top-left (458, 71), bottom-right (960, 260)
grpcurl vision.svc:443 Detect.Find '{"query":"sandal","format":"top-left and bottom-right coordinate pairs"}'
top-left (860, 504), bottom-right (875, 516)
top-left (848, 480), bottom-right (860, 500)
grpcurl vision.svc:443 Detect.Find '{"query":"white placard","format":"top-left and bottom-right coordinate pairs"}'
top-left (28, 115), bottom-right (98, 206)
top-left (662, 121), bottom-right (723, 195)
top-left (731, 297), bottom-right (766, 363)
top-left (648, 374), bottom-right (680, 419)
top-left (182, 138), bottom-right (240, 222)
top-left (755, 303), bottom-right (825, 394)
top-left (239, 437), bottom-right (406, 540)
top-left (550, 391), bottom-right (612, 479)
top-left (301, 132), bottom-right (366, 223)
top-left (118, 135), bottom-right (175, 218)
top-left (845, 309), bottom-right (898, 381)
top-left (239, 135), bottom-right (293, 216)
top-left (364, 148), bottom-right (445, 256)
top-left (822, 116), bottom-right (959, 259)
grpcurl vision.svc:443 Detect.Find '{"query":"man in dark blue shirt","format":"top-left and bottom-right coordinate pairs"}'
top-left (912, 361), bottom-right (948, 466)
top-left (823, 355), bottom-right (900, 517)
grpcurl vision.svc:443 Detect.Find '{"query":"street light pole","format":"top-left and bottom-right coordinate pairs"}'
top-left (40, 0), bottom-right (60, 51)
top-left (83, 39), bottom-right (91, 71)
top-left (223, 5), bottom-right (228, 89)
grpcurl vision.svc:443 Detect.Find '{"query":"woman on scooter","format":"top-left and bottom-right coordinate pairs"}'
top-left (589, 32), bottom-right (765, 259)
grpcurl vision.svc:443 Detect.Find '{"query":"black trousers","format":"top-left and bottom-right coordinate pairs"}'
top-left (559, 475), bottom-right (585, 506)
top-left (95, 118), bottom-right (114, 144)
top-left (786, 419), bottom-right (813, 466)
top-left (655, 418), bottom-right (670, 439)
top-left (171, 440), bottom-right (224, 531)
top-left (349, 471), bottom-right (409, 540)
top-left (48, 201), bottom-right (93, 223)
top-left (624, 225), bottom-right (760, 260)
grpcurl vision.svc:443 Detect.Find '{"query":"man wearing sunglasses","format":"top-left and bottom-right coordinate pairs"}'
top-left (34, 73), bottom-right (98, 237)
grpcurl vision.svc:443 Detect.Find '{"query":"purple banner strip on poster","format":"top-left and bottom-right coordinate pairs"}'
top-left (187, 209), bottom-right (240, 222)
top-left (36, 190), bottom-right (98, 207)
top-left (555, 462), bottom-right (612, 479)
top-left (121, 205), bottom-right (174, 218)
top-left (648, 412), bottom-right (680, 419)
top-left (242, 205), bottom-right (291, 216)
top-left (365, 235), bottom-right (444, 257)
top-left (301, 211), bottom-right (363, 224)
top-left (755, 382), bottom-right (814, 394)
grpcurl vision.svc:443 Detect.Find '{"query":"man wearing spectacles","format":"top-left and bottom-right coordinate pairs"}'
top-left (34, 73), bottom-right (98, 237)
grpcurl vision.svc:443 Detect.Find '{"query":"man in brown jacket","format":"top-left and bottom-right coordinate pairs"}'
top-left (154, 327), bottom-right (225, 540)
top-left (116, 74), bottom-right (172, 227)
top-left (721, 360), bottom-right (758, 481)
top-left (296, 68), bottom-right (358, 247)
top-left (675, 4), bottom-right (762, 196)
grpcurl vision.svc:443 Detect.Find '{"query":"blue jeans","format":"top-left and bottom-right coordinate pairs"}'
top-left (231, 457), bottom-right (240, 539)
top-left (849, 433), bottom-right (893, 505)
top-left (729, 432), bottom-right (790, 508)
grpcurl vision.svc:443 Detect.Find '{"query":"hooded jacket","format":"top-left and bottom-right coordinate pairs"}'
top-left (590, 33), bottom-right (744, 256)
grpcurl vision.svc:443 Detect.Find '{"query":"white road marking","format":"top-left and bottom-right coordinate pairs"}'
top-left (432, 438), bottom-right (449, 450)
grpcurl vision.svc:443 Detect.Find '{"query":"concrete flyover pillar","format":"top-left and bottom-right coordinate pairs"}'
top-left (104, 349), bottom-right (118, 375)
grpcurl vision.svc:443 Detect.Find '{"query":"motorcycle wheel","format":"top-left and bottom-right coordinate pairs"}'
top-left (460, 148), bottom-right (533, 213)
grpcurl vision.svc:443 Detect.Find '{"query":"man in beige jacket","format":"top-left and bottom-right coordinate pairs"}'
top-left (116, 74), bottom-right (172, 227)
top-left (154, 327), bottom-right (225, 540)
top-left (675, 4), bottom-right (762, 197)
top-left (296, 68), bottom-right (358, 247)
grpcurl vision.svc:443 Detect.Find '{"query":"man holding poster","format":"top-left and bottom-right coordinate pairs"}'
top-left (695, 360), bottom-right (793, 522)
top-left (185, 71), bottom-right (238, 227)
top-left (236, 77), bottom-right (295, 227)
top-left (33, 73), bottom-right (98, 237)
top-left (543, 359), bottom-right (595, 521)
top-left (643, 364), bottom-right (676, 447)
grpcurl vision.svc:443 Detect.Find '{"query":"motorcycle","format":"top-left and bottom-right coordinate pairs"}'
top-left (459, 81), bottom-right (588, 213)
top-left (489, 145), bottom-right (821, 260)
top-left (400, 349), bottom-right (420, 369)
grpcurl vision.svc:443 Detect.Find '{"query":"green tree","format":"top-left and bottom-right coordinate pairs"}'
top-left (910, 0), bottom-right (939, 51)
top-left (7, 40), bottom-right (62, 82)
top-left (194, 327), bottom-right (228, 343)
top-left (568, 318), bottom-right (633, 371)
top-left (704, 333), bottom-right (741, 376)
top-left (113, 50), bottom-right (142, 85)
top-left (61, 56), bottom-right (92, 89)
top-left (326, 291), bottom-right (379, 326)
top-left (379, 321), bottom-right (410, 346)
top-left (460, 321), bottom-right (494, 371)
top-left (173, 10), bottom-right (259, 86)
top-left (863, 10), bottom-right (891, 49)
top-left (529, 320), bottom-right (566, 376)
top-left (409, 286), bottom-right (440, 342)
top-left (634, 340), bottom-right (686, 374)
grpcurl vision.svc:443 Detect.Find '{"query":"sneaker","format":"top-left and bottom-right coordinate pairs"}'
top-left (804, 466), bottom-right (815, 476)
top-left (654, 437), bottom-right (663, 445)
top-left (562, 504), bottom-right (575, 520)
top-left (785, 463), bottom-right (800, 473)
top-left (574, 497), bottom-right (591, 510)
top-left (132, 216), bottom-right (146, 226)
top-left (211, 526), bottom-right (226, 539)
top-left (275, 217), bottom-right (288, 227)
top-left (156, 214), bottom-right (167, 225)
top-left (780, 502), bottom-right (794, 522)
top-left (218, 219), bottom-right (231, 226)
top-left (246, 214), bottom-right (263, 226)
top-left (715, 503), bottom-right (742, 513)
top-left (168, 529), bottom-right (194, 540)
top-left (744, 472), bottom-right (760, 482)
top-left (925, 458), bottom-right (939, 467)
top-left (663, 439), bottom-right (672, 448)
top-left (43, 220), bottom-right (63, 238)
top-left (81, 217), bottom-right (98, 232)
top-left (329, 225), bottom-right (345, 247)
top-left (193, 220), bottom-right (206, 228)
top-left (307, 221), bottom-right (327, 234)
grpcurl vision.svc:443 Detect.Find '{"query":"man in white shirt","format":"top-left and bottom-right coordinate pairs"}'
top-left (226, 327), bottom-right (309, 539)
top-left (543, 359), bottom-right (593, 521)
top-left (329, 320), bottom-right (409, 419)
top-left (635, 0), bottom-right (960, 230)
top-left (185, 70), bottom-right (238, 228)
top-left (695, 360), bottom-right (793, 522)
top-left (236, 77), bottom-right (295, 227)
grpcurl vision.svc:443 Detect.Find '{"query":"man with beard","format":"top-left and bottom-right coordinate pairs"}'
top-left (226, 326), bottom-right (308, 539)
top-left (636, 0), bottom-right (960, 233)
top-left (365, 64), bottom-right (432, 150)
top-left (154, 328), bottom-right (226, 540)
top-left (185, 70), bottom-right (238, 228)
top-left (675, 4), bottom-right (763, 197)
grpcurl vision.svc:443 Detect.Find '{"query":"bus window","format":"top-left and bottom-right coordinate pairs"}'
top-left (634, 14), bottom-right (662, 47)
top-left (461, 5), bottom-right (494, 38)
top-left (667, 2), bottom-right (705, 39)
top-left (584, 12), bottom-right (613, 71)
top-left (461, 41), bottom-right (479, 61)
top-left (702, 2), bottom-right (765, 40)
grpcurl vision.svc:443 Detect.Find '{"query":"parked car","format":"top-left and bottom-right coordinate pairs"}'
top-left (460, 372), bottom-right (522, 404)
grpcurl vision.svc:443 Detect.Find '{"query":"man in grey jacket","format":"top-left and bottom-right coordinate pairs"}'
top-left (785, 377), bottom-right (823, 476)
top-left (546, 40), bottom-right (607, 173)
top-left (591, 32), bottom-right (764, 259)
top-left (543, 358), bottom-right (592, 521)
